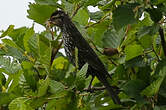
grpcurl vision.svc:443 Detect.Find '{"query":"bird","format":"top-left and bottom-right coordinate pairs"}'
top-left (48, 10), bottom-right (121, 104)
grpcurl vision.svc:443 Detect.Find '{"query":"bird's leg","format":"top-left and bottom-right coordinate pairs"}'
top-left (87, 76), bottom-right (95, 93)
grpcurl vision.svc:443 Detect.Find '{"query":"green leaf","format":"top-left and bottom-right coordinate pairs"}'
top-left (23, 28), bottom-right (35, 52)
top-left (114, 64), bottom-right (128, 80)
top-left (1, 25), bottom-right (14, 38)
top-left (8, 71), bottom-right (23, 93)
top-left (151, 0), bottom-right (166, 5)
top-left (9, 97), bottom-right (33, 110)
top-left (100, 0), bottom-right (116, 11)
top-left (125, 56), bottom-right (146, 67)
top-left (0, 56), bottom-right (21, 74)
top-left (141, 61), bottom-right (166, 96)
top-left (27, 34), bottom-right (39, 58)
top-left (22, 61), bottom-right (33, 70)
top-left (38, 34), bottom-right (51, 68)
top-left (61, 0), bottom-right (74, 15)
top-left (4, 46), bottom-right (26, 61)
top-left (73, 8), bottom-right (89, 26)
top-left (8, 27), bottom-right (28, 50)
top-left (22, 61), bottom-right (37, 91)
top-left (102, 28), bottom-right (125, 48)
top-left (87, 21), bottom-right (109, 47)
top-left (113, 5), bottom-right (136, 30)
top-left (84, 0), bottom-right (102, 6)
top-left (29, 97), bottom-right (46, 109)
top-left (35, 0), bottom-right (59, 6)
top-left (0, 73), bottom-right (6, 86)
top-left (140, 12), bottom-right (153, 26)
top-left (27, 3), bottom-right (57, 25)
top-left (89, 11), bottom-right (104, 21)
top-left (122, 80), bottom-right (146, 100)
top-left (139, 34), bottom-right (153, 49)
top-left (125, 44), bottom-right (144, 61)
top-left (141, 77), bottom-right (163, 97)
top-left (2, 39), bottom-right (20, 49)
top-left (75, 63), bottom-right (88, 91)
top-left (146, 8), bottom-right (163, 23)
top-left (49, 80), bottom-right (65, 94)
top-left (46, 99), bottom-right (57, 110)
top-left (159, 78), bottom-right (166, 98)
top-left (154, 106), bottom-right (166, 110)
top-left (136, 26), bottom-right (152, 38)
top-left (0, 93), bottom-right (15, 106)
top-left (52, 56), bottom-right (68, 70)
top-left (37, 77), bottom-right (49, 97)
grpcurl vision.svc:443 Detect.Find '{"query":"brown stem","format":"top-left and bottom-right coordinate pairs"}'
top-left (50, 40), bottom-right (63, 66)
top-left (159, 27), bottom-right (166, 56)
top-left (50, 28), bottom-right (54, 40)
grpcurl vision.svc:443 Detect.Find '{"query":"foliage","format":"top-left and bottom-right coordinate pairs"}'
top-left (1, 0), bottom-right (166, 109)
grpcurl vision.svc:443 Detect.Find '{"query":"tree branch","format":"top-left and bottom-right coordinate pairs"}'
top-left (49, 27), bottom-right (63, 66)
top-left (83, 86), bottom-right (121, 94)
top-left (83, 86), bottom-right (106, 91)
top-left (85, 14), bottom-right (109, 29)
top-left (88, 38), bottom-right (103, 54)
top-left (159, 27), bottom-right (166, 56)
top-left (71, 4), bottom-right (82, 18)
top-left (50, 40), bottom-right (63, 66)
top-left (152, 46), bottom-right (160, 61)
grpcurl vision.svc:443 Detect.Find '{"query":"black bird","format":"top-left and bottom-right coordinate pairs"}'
top-left (48, 10), bottom-right (121, 104)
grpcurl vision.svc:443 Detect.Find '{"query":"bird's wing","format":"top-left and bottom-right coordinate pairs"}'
top-left (75, 32), bottom-right (108, 74)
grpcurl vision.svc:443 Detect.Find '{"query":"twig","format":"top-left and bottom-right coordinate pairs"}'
top-left (50, 40), bottom-right (63, 66)
top-left (152, 47), bottom-right (160, 61)
top-left (88, 38), bottom-right (118, 66)
top-left (88, 38), bottom-right (103, 54)
top-left (159, 27), bottom-right (166, 56)
top-left (108, 58), bottom-right (118, 66)
top-left (71, 4), bottom-right (82, 18)
top-left (83, 86), bottom-right (121, 94)
top-left (83, 86), bottom-right (106, 91)
top-left (120, 24), bottom-right (131, 47)
top-left (50, 28), bottom-right (54, 40)
top-left (49, 27), bottom-right (63, 66)
top-left (85, 14), bottom-right (109, 29)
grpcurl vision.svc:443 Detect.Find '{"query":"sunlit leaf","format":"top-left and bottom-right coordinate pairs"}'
top-left (27, 3), bottom-right (56, 25)
top-left (23, 28), bottom-right (35, 52)
top-left (73, 9), bottom-right (89, 26)
top-left (9, 97), bottom-right (33, 110)
top-left (125, 44), bottom-right (144, 61)
top-left (49, 80), bottom-right (65, 94)
top-left (52, 56), bottom-right (68, 70)
top-left (37, 77), bottom-right (49, 97)
top-left (1, 25), bottom-right (14, 38)
top-left (102, 28), bottom-right (125, 48)
top-left (75, 63), bottom-right (88, 91)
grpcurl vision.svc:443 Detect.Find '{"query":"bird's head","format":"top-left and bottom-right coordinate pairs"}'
top-left (48, 10), bottom-right (68, 27)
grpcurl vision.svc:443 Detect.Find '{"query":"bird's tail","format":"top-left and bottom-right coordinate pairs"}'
top-left (95, 73), bottom-right (121, 104)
